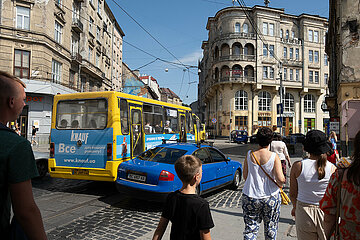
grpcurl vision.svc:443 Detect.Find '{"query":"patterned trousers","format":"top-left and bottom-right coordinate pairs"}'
top-left (241, 192), bottom-right (281, 240)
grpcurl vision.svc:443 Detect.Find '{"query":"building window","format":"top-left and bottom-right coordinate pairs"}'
top-left (324, 73), bottom-right (328, 84)
top-left (314, 51), bottom-right (319, 63)
top-left (16, 6), bottom-right (30, 30)
top-left (258, 91), bottom-right (271, 111)
top-left (97, 0), bottom-right (101, 15)
top-left (69, 70), bottom-right (75, 89)
top-left (96, 26), bottom-right (101, 41)
top-left (315, 71), bottom-right (319, 83)
top-left (88, 46), bottom-right (93, 62)
top-left (270, 67), bottom-right (274, 79)
top-left (14, 49), bottom-right (30, 79)
top-left (263, 66), bottom-right (268, 79)
top-left (286, 30), bottom-right (289, 39)
top-left (243, 23), bottom-right (249, 33)
top-left (304, 94), bottom-right (315, 113)
top-left (284, 93), bottom-right (294, 112)
top-left (283, 47), bottom-right (287, 59)
top-left (235, 23), bottom-right (240, 33)
top-left (54, 21), bottom-right (62, 43)
top-left (89, 17), bottom-right (94, 33)
top-left (308, 30), bottom-right (313, 42)
top-left (292, 30), bottom-right (295, 39)
top-left (280, 29), bottom-right (283, 38)
top-left (309, 50), bottom-right (313, 62)
top-left (314, 31), bottom-right (319, 42)
top-left (51, 59), bottom-right (62, 84)
top-left (235, 116), bottom-right (248, 131)
top-left (283, 68), bottom-right (287, 80)
top-left (269, 23), bottom-right (274, 36)
top-left (263, 22), bottom-right (268, 35)
top-left (289, 69), bottom-right (293, 81)
top-left (269, 45), bottom-right (274, 58)
top-left (258, 116), bottom-right (271, 128)
top-left (235, 90), bottom-right (248, 110)
top-left (95, 52), bottom-right (100, 67)
top-left (296, 69), bottom-right (300, 81)
top-left (289, 48), bottom-right (294, 59)
top-left (324, 54), bottom-right (328, 66)
top-left (55, 0), bottom-right (62, 7)
top-left (295, 48), bottom-right (299, 60)
top-left (309, 70), bottom-right (313, 83)
top-left (263, 44), bottom-right (268, 57)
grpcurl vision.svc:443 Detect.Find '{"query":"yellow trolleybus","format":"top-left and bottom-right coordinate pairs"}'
top-left (48, 91), bottom-right (201, 182)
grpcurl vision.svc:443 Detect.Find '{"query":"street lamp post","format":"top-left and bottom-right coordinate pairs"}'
top-left (279, 62), bottom-right (283, 135)
top-left (229, 99), bottom-right (232, 143)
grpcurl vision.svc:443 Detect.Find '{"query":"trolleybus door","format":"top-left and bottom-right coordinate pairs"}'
top-left (130, 106), bottom-right (144, 158)
top-left (179, 113), bottom-right (187, 142)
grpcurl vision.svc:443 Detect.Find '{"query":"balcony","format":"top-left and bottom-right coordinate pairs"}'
top-left (216, 76), bottom-right (255, 84)
top-left (72, 18), bottom-right (83, 33)
top-left (282, 59), bottom-right (302, 67)
top-left (280, 38), bottom-right (302, 45)
top-left (215, 32), bottom-right (256, 42)
top-left (217, 54), bottom-right (256, 62)
top-left (71, 52), bottom-right (82, 64)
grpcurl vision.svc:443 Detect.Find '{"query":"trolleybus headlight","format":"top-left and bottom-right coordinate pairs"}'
top-left (50, 142), bottom-right (55, 158)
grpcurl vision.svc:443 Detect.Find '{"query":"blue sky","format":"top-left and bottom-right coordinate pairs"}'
top-left (106, 0), bottom-right (329, 105)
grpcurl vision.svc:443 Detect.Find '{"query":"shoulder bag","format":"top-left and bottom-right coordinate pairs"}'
top-left (251, 151), bottom-right (290, 205)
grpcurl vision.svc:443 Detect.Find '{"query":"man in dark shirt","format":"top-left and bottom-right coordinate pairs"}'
top-left (152, 155), bottom-right (214, 240)
top-left (0, 71), bottom-right (47, 239)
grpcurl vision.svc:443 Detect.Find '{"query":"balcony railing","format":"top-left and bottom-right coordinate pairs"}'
top-left (282, 59), bottom-right (302, 67)
top-left (280, 38), bottom-right (302, 45)
top-left (71, 52), bottom-right (82, 64)
top-left (215, 32), bottom-right (256, 41)
top-left (218, 76), bottom-right (255, 83)
top-left (72, 18), bottom-right (83, 33)
top-left (218, 54), bottom-right (256, 62)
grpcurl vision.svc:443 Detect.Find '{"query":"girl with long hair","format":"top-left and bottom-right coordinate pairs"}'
top-left (320, 130), bottom-right (360, 239)
top-left (289, 130), bottom-right (336, 240)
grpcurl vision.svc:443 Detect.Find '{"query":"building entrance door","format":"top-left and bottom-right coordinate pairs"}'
top-left (282, 117), bottom-right (293, 136)
top-left (17, 105), bottom-right (29, 138)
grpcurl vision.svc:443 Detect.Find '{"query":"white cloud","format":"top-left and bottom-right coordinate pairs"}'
top-left (178, 50), bottom-right (203, 65)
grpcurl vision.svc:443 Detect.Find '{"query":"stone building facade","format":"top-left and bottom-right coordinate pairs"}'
top-left (199, 6), bottom-right (330, 136)
top-left (326, 0), bottom-right (360, 155)
top-left (0, 0), bottom-right (123, 143)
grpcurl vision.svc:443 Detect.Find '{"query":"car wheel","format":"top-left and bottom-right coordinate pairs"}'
top-left (230, 170), bottom-right (241, 190)
top-left (36, 159), bottom-right (48, 178)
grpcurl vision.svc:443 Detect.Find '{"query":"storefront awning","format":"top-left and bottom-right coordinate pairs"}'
top-left (22, 79), bottom-right (77, 95)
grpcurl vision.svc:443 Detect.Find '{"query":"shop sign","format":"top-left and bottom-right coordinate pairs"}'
top-left (26, 96), bottom-right (43, 102)
top-left (283, 112), bottom-right (295, 117)
top-left (258, 112), bottom-right (271, 117)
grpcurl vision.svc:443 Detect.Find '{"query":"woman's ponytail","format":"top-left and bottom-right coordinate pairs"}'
top-left (317, 153), bottom-right (327, 180)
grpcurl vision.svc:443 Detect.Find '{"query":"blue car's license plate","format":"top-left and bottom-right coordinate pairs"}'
top-left (127, 173), bottom-right (146, 182)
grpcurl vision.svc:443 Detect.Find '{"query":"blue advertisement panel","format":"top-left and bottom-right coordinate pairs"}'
top-left (51, 128), bottom-right (113, 169)
top-left (187, 134), bottom-right (195, 141)
top-left (116, 135), bottom-right (131, 159)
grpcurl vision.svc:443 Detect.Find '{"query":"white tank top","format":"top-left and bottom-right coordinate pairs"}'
top-left (242, 150), bottom-right (280, 199)
top-left (297, 159), bottom-right (334, 205)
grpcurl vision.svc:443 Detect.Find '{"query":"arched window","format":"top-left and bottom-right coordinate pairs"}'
top-left (283, 93), bottom-right (294, 112)
top-left (232, 43), bottom-right (241, 55)
top-left (235, 23), bottom-right (240, 33)
top-left (286, 30), bottom-right (289, 39)
top-left (243, 23), bottom-right (249, 33)
top-left (258, 91), bottom-right (271, 111)
top-left (280, 29), bottom-right (283, 39)
top-left (304, 94), bottom-right (315, 112)
top-left (232, 65), bottom-right (242, 77)
top-left (235, 90), bottom-right (248, 110)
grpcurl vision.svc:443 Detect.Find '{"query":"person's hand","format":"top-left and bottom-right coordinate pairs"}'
top-left (288, 162), bottom-right (292, 168)
top-left (291, 207), bottom-right (296, 217)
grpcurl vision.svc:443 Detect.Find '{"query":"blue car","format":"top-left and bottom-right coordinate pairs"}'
top-left (116, 143), bottom-right (242, 201)
top-left (231, 130), bottom-right (248, 144)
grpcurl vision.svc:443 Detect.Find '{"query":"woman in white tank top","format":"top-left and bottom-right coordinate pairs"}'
top-left (242, 127), bottom-right (285, 240)
top-left (289, 130), bottom-right (336, 240)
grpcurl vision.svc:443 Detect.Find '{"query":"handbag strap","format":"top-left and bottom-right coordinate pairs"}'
top-left (251, 151), bottom-right (281, 189)
top-left (335, 169), bottom-right (344, 238)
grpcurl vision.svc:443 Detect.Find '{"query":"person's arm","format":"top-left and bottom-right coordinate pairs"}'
top-left (283, 143), bottom-right (291, 167)
top-left (152, 217), bottom-right (169, 240)
top-left (273, 154), bottom-right (285, 186)
top-left (323, 213), bottom-right (336, 239)
top-left (10, 180), bottom-right (47, 240)
top-left (200, 229), bottom-right (212, 240)
top-left (289, 161), bottom-right (301, 217)
top-left (243, 152), bottom-right (248, 181)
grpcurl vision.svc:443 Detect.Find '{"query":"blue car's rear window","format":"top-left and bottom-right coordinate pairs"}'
top-left (138, 147), bottom-right (187, 164)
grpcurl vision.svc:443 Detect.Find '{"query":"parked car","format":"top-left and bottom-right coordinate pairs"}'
top-left (116, 143), bottom-right (242, 201)
top-left (33, 151), bottom-right (49, 178)
top-left (231, 130), bottom-right (248, 143)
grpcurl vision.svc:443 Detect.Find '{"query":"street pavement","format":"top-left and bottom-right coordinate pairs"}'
top-left (32, 139), bottom-right (300, 239)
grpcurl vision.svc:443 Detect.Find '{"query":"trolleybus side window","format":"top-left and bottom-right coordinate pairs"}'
top-left (120, 99), bottom-right (129, 134)
top-left (164, 107), bottom-right (178, 133)
top-left (56, 99), bottom-right (107, 129)
top-left (143, 104), bottom-right (163, 134)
